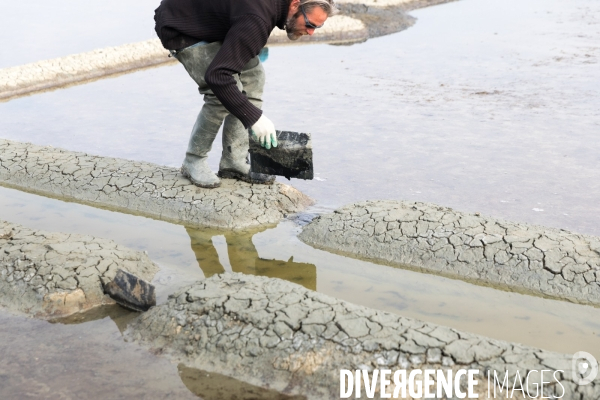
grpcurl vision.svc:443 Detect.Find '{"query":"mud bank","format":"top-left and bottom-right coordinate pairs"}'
top-left (0, 0), bottom-right (455, 100)
top-left (299, 200), bottom-right (600, 306)
top-left (126, 273), bottom-right (596, 399)
top-left (0, 39), bottom-right (169, 101)
top-left (0, 139), bottom-right (311, 229)
top-left (0, 220), bottom-right (157, 318)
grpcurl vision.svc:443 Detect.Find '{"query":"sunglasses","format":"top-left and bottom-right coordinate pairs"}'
top-left (300, 4), bottom-right (325, 29)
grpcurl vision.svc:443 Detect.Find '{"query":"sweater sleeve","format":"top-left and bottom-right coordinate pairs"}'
top-left (205, 15), bottom-right (270, 128)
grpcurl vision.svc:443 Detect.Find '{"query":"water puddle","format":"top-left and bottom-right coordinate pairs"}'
top-left (1, 0), bottom-right (156, 69)
top-left (2, 185), bottom-right (600, 363)
top-left (0, 304), bottom-right (306, 399)
top-left (186, 226), bottom-right (317, 291)
top-left (178, 364), bottom-right (306, 399)
top-left (0, 308), bottom-right (197, 399)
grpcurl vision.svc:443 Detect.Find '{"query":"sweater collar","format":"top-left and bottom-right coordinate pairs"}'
top-left (276, 0), bottom-right (290, 29)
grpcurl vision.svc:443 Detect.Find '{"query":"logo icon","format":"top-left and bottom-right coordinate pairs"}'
top-left (572, 351), bottom-right (598, 385)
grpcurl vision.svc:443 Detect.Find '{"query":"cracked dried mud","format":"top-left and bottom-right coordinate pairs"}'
top-left (127, 273), bottom-right (600, 399)
top-left (300, 200), bottom-right (600, 306)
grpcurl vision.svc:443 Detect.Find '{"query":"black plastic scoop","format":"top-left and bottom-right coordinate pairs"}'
top-left (248, 130), bottom-right (313, 180)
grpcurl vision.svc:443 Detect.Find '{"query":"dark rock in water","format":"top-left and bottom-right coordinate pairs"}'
top-left (104, 269), bottom-right (156, 312)
top-left (249, 130), bottom-right (313, 180)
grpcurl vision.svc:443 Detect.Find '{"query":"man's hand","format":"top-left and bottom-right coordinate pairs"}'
top-left (251, 114), bottom-right (278, 149)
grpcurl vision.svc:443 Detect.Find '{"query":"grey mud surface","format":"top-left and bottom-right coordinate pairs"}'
top-left (0, 139), bottom-right (312, 230)
top-left (299, 200), bottom-right (600, 307)
top-left (336, 0), bottom-right (455, 40)
top-left (127, 273), bottom-right (598, 399)
top-left (0, 0), bottom-right (454, 100)
top-left (0, 219), bottom-right (157, 319)
top-left (0, 40), bottom-right (172, 101)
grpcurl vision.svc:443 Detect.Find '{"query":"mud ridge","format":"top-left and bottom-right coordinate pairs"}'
top-left (0, 219), bottom-right (157, 319)
top-left (0, 139), bottom-right (312, 230)
top-left (126, 273), bottom-right (598, 399)
top-left (299, 200), bottom-right (600, 307)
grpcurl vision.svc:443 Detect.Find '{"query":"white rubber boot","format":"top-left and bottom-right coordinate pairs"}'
top-left (181, 154), bottom-right (221, 188)
top-left (181, 105), bottom-right (223, 188)
top-left (218, 114), bottom-right (275, 185)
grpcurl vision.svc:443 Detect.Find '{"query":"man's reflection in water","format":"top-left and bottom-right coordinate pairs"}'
top-left (185, 227), bottom-right (316, 291)
top-left (178, 364), bottom-right (307, 399)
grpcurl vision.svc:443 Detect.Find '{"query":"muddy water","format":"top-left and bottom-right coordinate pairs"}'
top-left (1, 0), bottom-right (600, 397)
top-left (1, 0), bottom-right (156, 69)
top-left (0, 305), bottom-right (304, 400)
top-left (0, 307), bottom-right (197, 399)
top-left (2, 185), bottom-right (600, 364)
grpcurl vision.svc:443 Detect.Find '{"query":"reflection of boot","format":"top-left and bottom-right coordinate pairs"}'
top-left (185, 226), bottom-right (317, 290)
top-left (225, 230), bottom-right (260, 275)
top-left (181, 105), bottom-right (222, 188)
top-left (255, 256), bottom-right (317, 291)
top-left (218, 114), bottom-right (275, 184)
top-left (224, 231), bottom-right (317, 291)
top-left (185, 227), bottom-right (226, 278)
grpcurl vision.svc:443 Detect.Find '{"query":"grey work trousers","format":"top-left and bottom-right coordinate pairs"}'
top-left (174, 41), bottom-right (266, 166)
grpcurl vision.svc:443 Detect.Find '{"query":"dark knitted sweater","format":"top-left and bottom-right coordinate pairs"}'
top-left (154, 0), bottom-right (289, 128)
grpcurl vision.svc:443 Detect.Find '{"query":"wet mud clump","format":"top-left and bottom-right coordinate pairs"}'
top-left (0, 220), bottom-right (158, 319)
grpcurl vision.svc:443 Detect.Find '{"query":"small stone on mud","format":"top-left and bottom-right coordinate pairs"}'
top-left (104, 269), bottom-right (156, 312)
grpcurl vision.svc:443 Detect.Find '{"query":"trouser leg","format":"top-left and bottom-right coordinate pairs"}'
top-left (185, 227), bottom-right (226, 278)
top-left (220, 57), bottom-right (265, 171)
top-left (186, 101), bottom-right (224, 159)
top-left (176, 42), bottom-right (272, 185)
top-left (175, 41), bottom-right (232, 187)
top-left (220, 115), bottom-right (249, 173)
top-left (218, 58), bottom-right (273, 184)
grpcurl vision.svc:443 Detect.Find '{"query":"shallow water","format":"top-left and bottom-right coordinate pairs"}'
top-left (0, 304), bottom-right (306, 399)
top-left (2, 185), bottom-right (600, 363)
top-left (177, 364), bottom-right (306, 399)
top-left (1, 0), bottom-right (600, 396)
top-left (1, 0), bottom-right (156, 69)
top-left (0, 308), bottom-right (198, 399)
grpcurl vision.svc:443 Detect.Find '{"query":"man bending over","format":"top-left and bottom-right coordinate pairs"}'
top-left (154, 0), bottom-right (337, 188)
